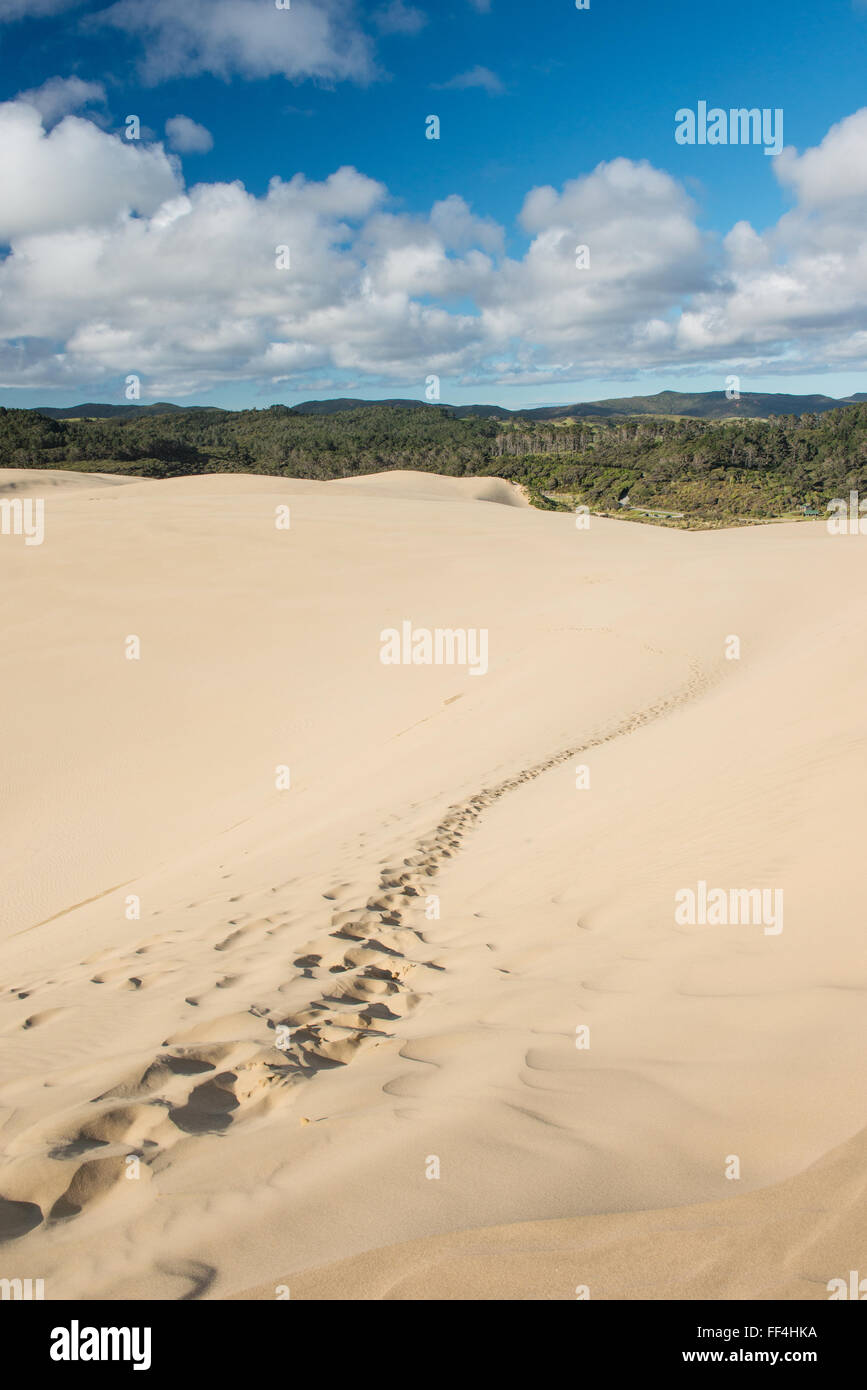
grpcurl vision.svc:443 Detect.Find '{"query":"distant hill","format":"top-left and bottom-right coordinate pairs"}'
top-left (250, 390), bottom-right (867, 421)
top-left (27, 390), bottom-right (860, 423)
top-left (257, 389), bottom-right (867, 421)
top-left (496, 390), bottom-right (854, 421)
top-left (290, 398), bottom-right (516, 420)
top-left (33, 402), bottom-right (226, 420)
top-left (292, 397), bottom-right (442, 415)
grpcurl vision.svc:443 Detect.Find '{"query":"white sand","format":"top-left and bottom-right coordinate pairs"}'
top-left (0, 468), bottom-right (863, 1300)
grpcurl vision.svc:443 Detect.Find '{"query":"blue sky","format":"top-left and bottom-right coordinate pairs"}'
top-left (1, 0), bottom-right (867, 408)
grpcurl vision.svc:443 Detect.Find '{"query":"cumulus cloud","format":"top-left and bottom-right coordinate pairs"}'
top-left (165, 115), bottom-right (214, 154)
top-left (3, 102), bottom-right (867, 395)
top-left (96, 0), bottom-right (377, 86)
top-left (0, 102), bottom-right (180, 240)
top-left (15, 75), bottom-right (106, 124)
top-left (460, 157), bottom-right (709, 377)
top-left (433, 65), bottom-right (504, 95)
top-left (775, 108), bottom-right (867, 208)
top-left (429, 195), bottom-right (503, 254)
top-left (673, 107), bottom-right (867, 368)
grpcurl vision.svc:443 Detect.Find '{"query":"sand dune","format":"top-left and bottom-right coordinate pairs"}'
top-left (332, 470), bottom-right (529, 506)
top-left (0, 468), bottom-right (136, 494)
top-left (0, 469), bottom-right (863, 1300)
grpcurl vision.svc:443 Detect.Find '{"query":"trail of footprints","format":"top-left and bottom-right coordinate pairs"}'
top-left (1, 664), bottom-right (717, 1239)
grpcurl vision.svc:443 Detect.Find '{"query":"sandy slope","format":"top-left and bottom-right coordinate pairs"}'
top-left (0, 468), bottom-right (136, 494)
top-left (238, 1124), bottom-right (867, 1300)
top-left (0, 469), bottom-right (863, 1301)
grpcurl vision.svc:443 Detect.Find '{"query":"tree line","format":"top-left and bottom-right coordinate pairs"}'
top-left (2, 401), bottom-right (866, 521)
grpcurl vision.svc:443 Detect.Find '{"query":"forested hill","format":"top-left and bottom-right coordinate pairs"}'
top-left (2, 400), bottom-right (867, 525)
top-left (23, 388), bottom-right (865, 422)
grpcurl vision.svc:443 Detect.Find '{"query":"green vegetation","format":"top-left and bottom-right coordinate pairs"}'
top-left (2, 400), bottom-right (866, 526)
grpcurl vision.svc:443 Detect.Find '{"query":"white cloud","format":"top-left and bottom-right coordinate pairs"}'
top-left (775, 108), bottom-right (867, 208)
top-left (433, 65), bottom-right (504, 95)
top-left (165, 115), bottom-right (214, 155)
top-left (15, 75), bottom-right (106, 124)
top-left (96, 0), bottom-right (377, 86)
top-left (3, 103), bottom-right (867, 395)
top-left (473, 157), bottom-right (708, 373)
top-left (0, 102), bottom-right (181, 240)
top-left (430, 195), bottom-right (503, 254)
top-left (673, 107), bottom-right (867, 367)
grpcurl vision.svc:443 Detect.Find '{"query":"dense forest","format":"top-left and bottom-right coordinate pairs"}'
top-left (2, 401), bottom-right (867, 525)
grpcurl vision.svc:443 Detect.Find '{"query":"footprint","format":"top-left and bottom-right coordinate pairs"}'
top-left (168, 1074), bottom-right (240, 1134)
top-left (21, 1008), bottom-right (67, 1030)
top-left (49, 1154), bottom-right (141, 1220)
top-left (0, 1196), bottom-right (42, 1242)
